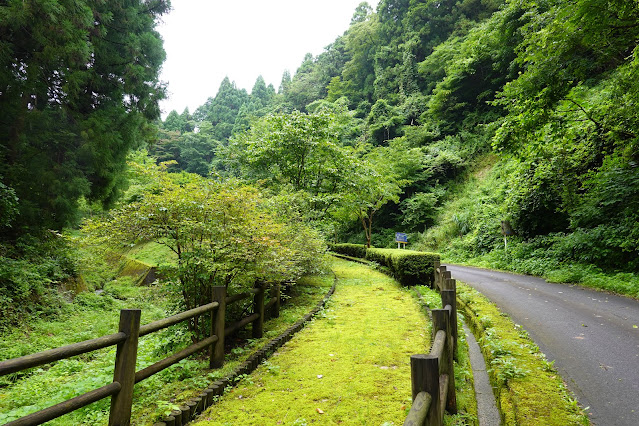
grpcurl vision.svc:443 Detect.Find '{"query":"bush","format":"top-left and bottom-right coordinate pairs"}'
top-left (0, 233), bottom-right (74, 328)
top-left (365, 248), bottom-right (440, 286)
top-left (328, 243), bottom-right (367, 259)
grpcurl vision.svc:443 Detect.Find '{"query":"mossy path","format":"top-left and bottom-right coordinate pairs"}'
top-left (193, 258), bottom-right (430, 425)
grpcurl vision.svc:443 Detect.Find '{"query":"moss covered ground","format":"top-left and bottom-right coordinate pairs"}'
top-left (193, 258), bottom-right (430, 425)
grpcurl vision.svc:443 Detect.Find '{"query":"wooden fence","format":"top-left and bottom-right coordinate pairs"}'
top-left (404, 261), bottom-right (458, 426)
top-left (0, 282), bottom-right (281, 426)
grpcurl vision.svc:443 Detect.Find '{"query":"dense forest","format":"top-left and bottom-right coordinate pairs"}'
top-left (153, 0), bottom-right (639, 267)
top-left (2, 0), bottom-right (639, 326)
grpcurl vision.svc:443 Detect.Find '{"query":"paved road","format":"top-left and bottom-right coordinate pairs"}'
top-left (446, 264), bottom-right (639, 426)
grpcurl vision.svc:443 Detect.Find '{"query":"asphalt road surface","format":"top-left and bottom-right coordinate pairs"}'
top-left (446, 264), bottom-right (639, 426)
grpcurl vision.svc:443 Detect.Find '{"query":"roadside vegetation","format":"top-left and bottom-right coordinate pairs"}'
top-left (414, 156), bottom-right (639, 299)
top-left (455, 282), bottom-right (589, 425)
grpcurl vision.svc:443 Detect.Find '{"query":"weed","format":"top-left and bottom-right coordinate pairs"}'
top-left (157, 400), bottom-right (181, 417)
top-left (542, 359), bottom-right (556, 373)
top-left (490, 356), bottom-right (530, 384)
top-left (478, 315), bottom-right (493, 329)
top-left (261, 360), bottom-right (280, 375)
top-left (481, 336), bottom-right (512, 357)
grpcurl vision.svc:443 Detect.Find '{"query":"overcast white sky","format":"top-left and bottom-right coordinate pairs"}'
top-left (157, 0), bottom-right (380, 118)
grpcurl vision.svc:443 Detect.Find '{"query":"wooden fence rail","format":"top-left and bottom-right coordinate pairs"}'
top-left (404, 262), bottom-right (458, 426)
top-left (0, 282), bottom-right (281, 426)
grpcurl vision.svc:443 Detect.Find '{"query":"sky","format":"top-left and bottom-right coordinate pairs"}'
top-left (157, 0), bottom-right (379, 118)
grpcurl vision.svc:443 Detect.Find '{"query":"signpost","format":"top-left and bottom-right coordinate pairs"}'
top-left (501, 221), bottom-right (514, 253)
top-left (395, 232), bottom-right (408, 249)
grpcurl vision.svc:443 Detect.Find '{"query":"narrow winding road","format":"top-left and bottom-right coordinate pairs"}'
top-left (446, 264), bottom-right (639, 426)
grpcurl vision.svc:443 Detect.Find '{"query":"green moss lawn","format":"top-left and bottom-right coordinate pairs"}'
top-left (193, 258), bottom-right (430, 425)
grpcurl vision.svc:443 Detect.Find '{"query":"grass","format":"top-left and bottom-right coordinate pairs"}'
top-left (192, 258), bottom-right (430, 425)
top-left (456, 282), bottom-right (590, 425)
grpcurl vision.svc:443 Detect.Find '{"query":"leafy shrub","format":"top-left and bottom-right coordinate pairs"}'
top-left (328, 243), bottom-right (367, 258)
top-left (366, 248), bottom-right (440, 286)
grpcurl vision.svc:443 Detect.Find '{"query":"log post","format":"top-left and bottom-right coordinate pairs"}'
top-left (253, 282), bottom-right (265, 339)
top-left (411, 354), bottom-right (442, 426)
top-left (109, 309), bottom-right (141, 426)
top-left (432, 309), bottom-right (457, 414)
top-left (441, 288), bottom-right (458, 358)
top-left (211, 286), bottom-right (226, 368)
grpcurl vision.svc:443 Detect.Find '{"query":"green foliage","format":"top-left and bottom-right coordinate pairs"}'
top-left (0, 178), bottom-right (19, 228)
top-left (365, 248), bottom-right (439, 286)
top-left (83, 160), bottom-right (327, 338)
top-left (194, 77), bottom-right (249, 141)
top-left (0, 0), bottom-right (169, 232)
top-left (229, 109), bottom-right (356, 198)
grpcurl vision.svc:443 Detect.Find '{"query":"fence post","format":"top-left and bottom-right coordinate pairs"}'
top-left (253, 282), bottom-right (265, 339)
top-left (442, 271), bottom-right (452, 291)
top-left (211, 286), bottom-right (226, 369)
top-left (109, 309), bottom-right (141, 426)
top-left (271, 282), bottom-right (281, 318)
top-left (411, 354), bottom-right (442, 426)
top-left (438, 265), bottom-right (447, 291)
top-left (441, 288), bottom-right (458, 359)
top-left (432, 309), bottom-right (457, 414)
top-left (433, 259), bottom-right (441, 289)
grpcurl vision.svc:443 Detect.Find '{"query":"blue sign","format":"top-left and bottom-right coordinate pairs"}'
top-left (395, 232), bottom-right (408, 243)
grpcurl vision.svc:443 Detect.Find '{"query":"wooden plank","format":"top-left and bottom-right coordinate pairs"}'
top-left (211, 286), bottom-right (226, 368)
top-left (411, 354), bottom-right (441, 426)
top-left (441, 289), bottom-right (458, 358)
top-left (135, 335), bottom-right (218, 383)
top-left (225, 292), bottom-right (251, 305)
top-left (0, 332), bottom-right (125, 376)
top-left (139, 302), bottom-right (218, 337)
top-left (431, 329), bottom-right (446, 361)
top-left (253, 284), bottom-right (265, 339)
top-left (272, 282), bottom-right (281, 318)
top-left (224, 312), bottom-right (260, 337)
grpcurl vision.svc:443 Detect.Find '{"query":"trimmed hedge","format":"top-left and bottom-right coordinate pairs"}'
top-left (328, 243), bottom-right (368, 259)
top-left (366, 248), bottom-right (439, 287)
